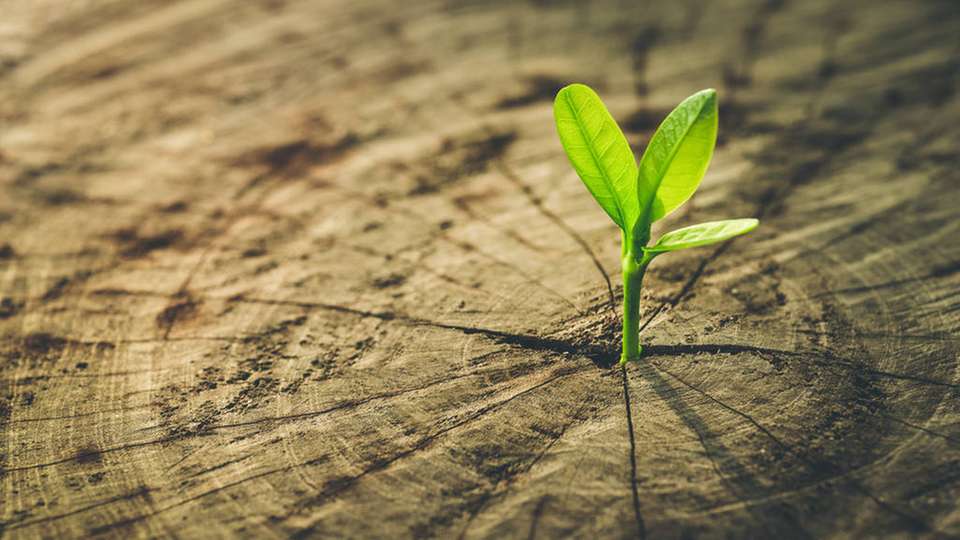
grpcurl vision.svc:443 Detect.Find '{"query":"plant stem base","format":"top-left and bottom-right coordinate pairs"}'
top-left (621, 248), bottom-right (650, 366)
top-left (619, 344), bottom-right (643, 365)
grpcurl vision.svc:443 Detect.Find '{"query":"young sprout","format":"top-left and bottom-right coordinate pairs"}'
top-left (553, 84), bottom-right (759, 365)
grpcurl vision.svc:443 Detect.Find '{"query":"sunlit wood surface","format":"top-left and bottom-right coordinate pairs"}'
top-left (1, 0), bottom-right (958, 537)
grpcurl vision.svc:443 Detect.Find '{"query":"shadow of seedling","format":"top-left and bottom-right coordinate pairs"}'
top-left (628, 360), bottom-right (808, 537)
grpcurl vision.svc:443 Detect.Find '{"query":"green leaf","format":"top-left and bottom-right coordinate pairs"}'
top-left (645, 218), bottom-right (759, 253)
top-left (554, 84), bottom-right (639, 231)
top-left (633, 89), bottom-right (718, 238)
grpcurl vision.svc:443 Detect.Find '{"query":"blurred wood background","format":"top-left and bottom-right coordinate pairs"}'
top-left (1, 0), bottom-right (959, 538)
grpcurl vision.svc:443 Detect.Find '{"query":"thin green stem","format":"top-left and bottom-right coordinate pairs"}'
top-left (620, 242), bottom-right (651, 365)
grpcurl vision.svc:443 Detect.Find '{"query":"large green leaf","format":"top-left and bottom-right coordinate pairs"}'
top-left (645, 218), bottom-right (758, 253)
top-left (554, 84), bottom-right (639, 231)
top-left (633, 89), bottom-right (718, 238)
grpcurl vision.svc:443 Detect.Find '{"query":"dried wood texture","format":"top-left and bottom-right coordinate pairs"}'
top-left (1, 0), bottom-right (959, 538)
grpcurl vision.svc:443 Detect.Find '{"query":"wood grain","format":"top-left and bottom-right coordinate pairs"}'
top-left (1, 0), bottom-right (959, 538)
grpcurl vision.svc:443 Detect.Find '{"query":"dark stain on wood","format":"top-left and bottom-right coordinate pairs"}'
top-left (111, 228), bottom-right (185, 259)
top-left (156, 297), bottom-right (199, 330)
top-left (22, 332), bottom-right (68, 356)
top-left (495, 75), bottom-right (567, 109)
top-left (73, 445), bottom-right (104, 465)
top-left (0, 298), bottom-right (22, 319)
top-left (410, 131), bottom-right (517, 195)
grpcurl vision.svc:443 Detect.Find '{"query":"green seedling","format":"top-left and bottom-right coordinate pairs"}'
top-left (553, 84), bottom-right (759, 364)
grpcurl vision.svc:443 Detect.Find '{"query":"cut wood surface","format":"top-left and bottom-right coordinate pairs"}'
top-left (1, 0), bottom-right (959, 538)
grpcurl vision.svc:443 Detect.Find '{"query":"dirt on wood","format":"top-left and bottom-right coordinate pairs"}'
top-left (1, 0), bottom-right (959, 538)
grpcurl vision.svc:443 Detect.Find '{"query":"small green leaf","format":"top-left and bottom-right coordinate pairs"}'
top-left (645, 218), bottom-right (759, 253)
top-left (554, 84), bottom-right (639, 231)
top-left (633, 89), bottom-right (718, 239)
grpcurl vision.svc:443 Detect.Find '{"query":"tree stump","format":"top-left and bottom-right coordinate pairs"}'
top-left (1, 0), bottom-right (958, 538)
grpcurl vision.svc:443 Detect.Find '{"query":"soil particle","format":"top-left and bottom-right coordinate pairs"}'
top-left (169, 400), bottom-right (221, 438)
top-left (192, 367), bottom-right (223, 393)
top-left (0, 244), bottom-right (15, 259)
top-left (224, 377), bottom-right (279, 413)
top-left (310, 351), bottom-right (340, 380)
top-left (228, 370), bottom-right (252, 383)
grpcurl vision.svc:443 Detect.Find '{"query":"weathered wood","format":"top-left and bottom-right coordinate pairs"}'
top-left (1, 0), bottom-right (959, 538)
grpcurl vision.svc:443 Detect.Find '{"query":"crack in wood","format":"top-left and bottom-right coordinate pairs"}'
top-left (621, 365), bottom-right (648, 540)
top-left (496, 160), bottom-right (617, 314)
top-left (284, 368), bottom-right (588, 537)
